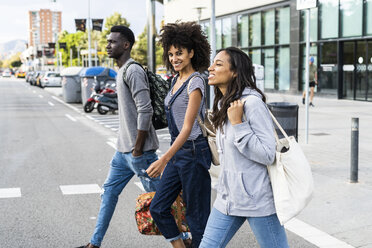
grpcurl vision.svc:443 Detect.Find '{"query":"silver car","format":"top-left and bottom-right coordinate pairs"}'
top-left (40, 72), bottom-right (62, 88)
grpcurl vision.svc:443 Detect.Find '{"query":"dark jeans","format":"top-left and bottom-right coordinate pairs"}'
top-left (150, 137), bottom-right (212, 247)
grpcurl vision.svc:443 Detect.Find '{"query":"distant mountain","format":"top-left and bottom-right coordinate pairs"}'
top-left (0, 40), bottom-right (27, 60)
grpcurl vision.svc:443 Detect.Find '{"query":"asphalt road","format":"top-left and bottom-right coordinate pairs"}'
top-left (0, 78), bottom-right (316, 248)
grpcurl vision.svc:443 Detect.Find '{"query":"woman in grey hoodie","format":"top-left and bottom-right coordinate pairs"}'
top-left (199, 47), bottom-right (289, 248)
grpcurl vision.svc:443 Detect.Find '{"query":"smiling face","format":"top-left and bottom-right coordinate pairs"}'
top-left (208, 51), bottom-right (236, 91)
top-left (167, 45), bottom-right (194, 72)
top-left (106, 32), bottom-right (127, 59)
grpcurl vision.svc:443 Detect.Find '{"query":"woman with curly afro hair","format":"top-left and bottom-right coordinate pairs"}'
top-left (146, 22), bottom-right (212, 248)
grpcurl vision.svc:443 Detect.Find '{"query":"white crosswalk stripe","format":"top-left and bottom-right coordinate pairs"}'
top-left (0, 188), bottom-right (22, 198)
top-left (86, 114), bottom-right (120, 132)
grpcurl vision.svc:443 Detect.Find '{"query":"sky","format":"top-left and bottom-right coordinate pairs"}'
top-left (0, 0), bottom-right (164, 44)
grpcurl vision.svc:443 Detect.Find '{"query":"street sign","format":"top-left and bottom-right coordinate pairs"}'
top-left (297, 0), bottom-right (317, 10)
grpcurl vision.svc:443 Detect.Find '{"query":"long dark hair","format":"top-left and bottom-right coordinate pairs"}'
top-left (211, 47), bottom-right (266, 130)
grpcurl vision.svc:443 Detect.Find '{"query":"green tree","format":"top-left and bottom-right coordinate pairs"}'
top-left (131, 27), bottom-right (164, 69)
top-left (2, 52), bottom-right (22, 68)
top-left (57, 31), bottom-right (86, 67)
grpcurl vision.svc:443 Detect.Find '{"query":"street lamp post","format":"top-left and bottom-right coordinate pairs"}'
top-left (209, 0), bottom-right (216, 108)
top-left (87, 0), bottom-right (92, 67)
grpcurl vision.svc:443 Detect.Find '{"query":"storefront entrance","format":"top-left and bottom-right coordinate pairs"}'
top-left (341, 40), bottom-right (372, 101)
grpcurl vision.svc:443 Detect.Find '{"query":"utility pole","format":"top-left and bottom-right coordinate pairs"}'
top-left (147, 0), bottom-right (156, 72)
top-left (209, 0), bottom-right (216, 108)
top-left (87, 0), bottom-right (92, 67)
top-left (296, 0), bottom-right (317, 144)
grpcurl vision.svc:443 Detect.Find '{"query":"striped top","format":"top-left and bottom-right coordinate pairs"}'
top-left (164, 72), bottom-right (206, 140)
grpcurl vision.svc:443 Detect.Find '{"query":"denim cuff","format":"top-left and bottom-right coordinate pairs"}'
top-left (166, 233), bottom-right (183, 243)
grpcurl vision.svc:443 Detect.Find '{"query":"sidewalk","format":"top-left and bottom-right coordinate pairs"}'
top-left (264, 93), bottom-right (372, 248)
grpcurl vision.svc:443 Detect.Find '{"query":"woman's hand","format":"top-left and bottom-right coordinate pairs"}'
top-left (146, 158), bottom-right (167, 178)
top-left (227, 100), bottom-right (244, 125)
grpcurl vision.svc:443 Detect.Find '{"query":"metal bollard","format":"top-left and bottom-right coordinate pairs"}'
top-left (350, 118), bottom-right (359, 183)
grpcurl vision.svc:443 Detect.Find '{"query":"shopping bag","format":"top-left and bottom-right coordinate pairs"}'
top-left (135, 192), bottom-right (189, 235)
top-left (267, 111), bottom-right (314, 225)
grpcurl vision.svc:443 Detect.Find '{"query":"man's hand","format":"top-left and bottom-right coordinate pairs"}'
top-left (227, 100), bottom-right (244, 125)
top-left (146, 158), bottom-right (167, 178)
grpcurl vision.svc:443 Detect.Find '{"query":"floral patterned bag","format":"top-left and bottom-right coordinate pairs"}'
top-left (135, 192), bottom-right (189, 235)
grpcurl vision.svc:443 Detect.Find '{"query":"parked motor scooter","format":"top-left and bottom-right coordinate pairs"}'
top-left (83, 77), bottom-right (116, 113)
top-left (96, 91), bottom-right (118, 115)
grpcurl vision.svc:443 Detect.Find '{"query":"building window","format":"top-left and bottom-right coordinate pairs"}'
top-left (340, 0), bottom-right (363, 37)
top-left (366, 0), bottom-right (372, 35)
top-left (319, 42), bottom-right (338, 93)
top-left (262, 10), bottom-right (275, 46)
top-left (276, 47), bottom-right (290, 90)
top-left (276, 7), bottom-right (290, 44)
top-left (262, 48), bottom-right (275, 89)
top-left (300, 8), bottom-right (318, 42)
top-left (249, 12), bottom-right (261, 47)
top-left (249, 48), bottom-right (261, 65)
top-left (238, 14), bottom-right (249, 48)
top-left (319, 0), bottom-right (339, 39)
top-left (222, 17), bottom-right (232, 48)
top-left (214, 17), bottom-right (232, 49)
top-left (216, 19), bottom-right (222, 50)
top-left (300, 44), bottom-right (318, 91)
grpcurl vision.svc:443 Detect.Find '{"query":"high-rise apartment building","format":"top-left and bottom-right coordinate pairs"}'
top-left (28, 9), bottom-right (62, 47)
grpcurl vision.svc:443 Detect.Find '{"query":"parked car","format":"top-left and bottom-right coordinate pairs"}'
top-left (39, 72), bottom-right (62, 88)
top-left (30, 71), bottom-right (43, 86)
top-left (35, 71), bottom-right (46, 87)
top-left (15, 70), bottom-right (26, 78)
top-left (2, 69), bottom-right (12, 77)
top-left (25, 71), bottom-right (34, 82)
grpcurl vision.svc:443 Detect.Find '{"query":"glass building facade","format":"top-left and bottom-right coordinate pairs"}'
top-left (200, 0), bottom-right (372, 101)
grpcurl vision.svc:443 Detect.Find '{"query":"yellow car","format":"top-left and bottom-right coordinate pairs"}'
top-left (16, 71), bottom-right (26, 78)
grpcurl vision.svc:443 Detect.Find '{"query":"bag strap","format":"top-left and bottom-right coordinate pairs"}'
top-left (176, 195), bottom-right (183, 232)
top-left (122, 61), bottom-right (144, 88)
top-left (268, 110), bottom-right (290, 142)
top-left (187, 76), bottom-right (208, 137)
top-left (242, 96), bottom-right (286, 143)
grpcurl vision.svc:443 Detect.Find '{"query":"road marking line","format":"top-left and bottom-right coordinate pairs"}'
top-left (52, 96), bottom-right (81, 113)
top-left (134, 182), bottom-right (145, 192)
top-left (65, 114), bottom-right (77, 122)
top-left (60, 184), bottom-right (103, 195)
top-left (0, 188), bottom-right (21, 198)
top-left (48, 101), bottom-right (55, 106)
top-left (38, 95), bottom-right (43, 98)
top-left (285, 218), bottom-right (355, 248)
top-left (106, 141), bottom-right (117, 150)
top-left (111, 128), bottom-right (118, 132)
top-left (33, 90), bottom-right (36, 93)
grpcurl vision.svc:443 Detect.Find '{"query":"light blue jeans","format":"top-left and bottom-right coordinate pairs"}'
top-left (200, 208), bottom-right (289, 248)
top-left (90, 150), bottom-right (160, 247)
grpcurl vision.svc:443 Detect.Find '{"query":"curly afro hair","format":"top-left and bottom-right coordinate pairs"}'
top-left (159, 21), bottom-right (211, 73)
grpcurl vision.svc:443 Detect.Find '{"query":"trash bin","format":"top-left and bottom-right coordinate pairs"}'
top-left (60, 67), bottom-right (84, 103)
top-left (80, 67), bottom-right (117, 104)
top-left (267, 102), bottom-right (299, 141)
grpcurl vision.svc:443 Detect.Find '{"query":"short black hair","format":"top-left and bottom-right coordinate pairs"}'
top-left (110, 25), bottom-right (135, 48)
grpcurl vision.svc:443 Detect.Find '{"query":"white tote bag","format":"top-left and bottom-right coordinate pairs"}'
top-left (267, 111), bottom-right (314, 225)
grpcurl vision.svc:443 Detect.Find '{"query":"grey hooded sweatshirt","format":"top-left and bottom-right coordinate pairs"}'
top-left (214, 87), bottom-right (276, 217)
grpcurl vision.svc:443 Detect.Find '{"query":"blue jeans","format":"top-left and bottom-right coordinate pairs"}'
top-left (90, 150), bottom-right (160, 247)
top-left (150, 137), bottom-right (212, 248)
top-left (200, 208), bottom-right (289, 248)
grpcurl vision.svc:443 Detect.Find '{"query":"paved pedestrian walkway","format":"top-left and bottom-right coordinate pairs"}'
top-left (264, 93), bottom-right (372, 248)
